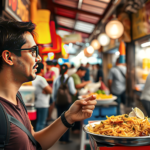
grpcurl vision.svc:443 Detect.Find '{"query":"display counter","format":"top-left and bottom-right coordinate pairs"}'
top-left (88, 134), bottom-right (150, 150)
top-left (19, 86), bottom-right (36, 121)
top-left (134, 84), bottom-right (144, 97)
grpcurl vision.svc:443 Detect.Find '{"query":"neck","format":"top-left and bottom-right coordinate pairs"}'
top-left (37, 72), bottom-right (43, 76)
top-left (0, 68), bottom-right (24, 105)
top-left (76, 72), bottom-right (80, 77)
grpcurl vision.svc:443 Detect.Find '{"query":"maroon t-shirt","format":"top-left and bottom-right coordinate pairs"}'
top-left (0, 96), bottom-right (36, 150)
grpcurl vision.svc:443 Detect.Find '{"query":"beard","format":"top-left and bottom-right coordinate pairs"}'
top-left (27, 74), bottom-right (36, 81)
top-left (16, 58), bottom-right (37, 83)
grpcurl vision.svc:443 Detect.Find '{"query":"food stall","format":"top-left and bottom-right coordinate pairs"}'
top-left (2, 0), bottom-right (30, 21)
top-left (19, 83), bottom-right (37, 127)
top-left (132, 0), bottom-right (150, 96)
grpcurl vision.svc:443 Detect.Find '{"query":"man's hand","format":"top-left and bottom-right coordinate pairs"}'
top-left (65, 95), bottom-right (97, 124)
top-left (42, 89), bottom-right (46, 94)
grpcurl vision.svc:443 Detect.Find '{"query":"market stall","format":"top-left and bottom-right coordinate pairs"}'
top-left (131, 0), bottom-right (150, 98)
top-left (19, 85), bottom-right (37, 123)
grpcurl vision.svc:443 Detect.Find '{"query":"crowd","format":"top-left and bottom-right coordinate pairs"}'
top-left (32, 61), bottom-right (104, 144)
top-left (32, 57), bottom-right (128, 144)
top-left (0, 18), bottom-right (130, 150)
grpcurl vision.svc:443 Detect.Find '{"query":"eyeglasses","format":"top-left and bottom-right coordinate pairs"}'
top-left (12, 45), bottom-right (39, 57)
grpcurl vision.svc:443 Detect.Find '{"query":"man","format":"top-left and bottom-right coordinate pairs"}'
top-left (96, 64), bottom-right (104, 82)
top-left (32, 62), bottom-right (52, 131)
top-left (50, 61), bottom-right (60, 79)
top-left (52, 64), bottom-right (77, 143)
top-left (108, 58), bottom-right (126, 115)
top-left (46, 61), bottom-right (59, 121)
top-left (71, 66), bottom-right (91, 133)
top-left (0, 18), bottom-right (96, 150)
top-left (67, 64), bottom-right (76, 76)
top-left (71, 66), bottom-right (91, 94)
top-left (83, 63), bottom-right (90, 81)
top-left (44, 61), bottom-right (56, 87)
top-left (141, 73), bottom-right (150, 116)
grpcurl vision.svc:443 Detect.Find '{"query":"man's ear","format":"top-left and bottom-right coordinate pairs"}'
top-left (2, 50), bottom-right (13, 65)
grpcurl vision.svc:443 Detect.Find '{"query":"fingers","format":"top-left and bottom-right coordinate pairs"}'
top-left (83, 95), bottom-right (96, 102)
top-left (75, 96), bottom-right (97, 106)
top-left (82, 105), bottom-right (95, 110)
top-left (82, 109), bottom-right (93, 115)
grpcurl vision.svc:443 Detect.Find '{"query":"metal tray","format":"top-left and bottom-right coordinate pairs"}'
top-left (83, 121), bottom-right (150, 146)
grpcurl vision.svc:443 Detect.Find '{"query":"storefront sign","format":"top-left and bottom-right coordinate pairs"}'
top-left (5, 0), bottom-right (30, 21)
top-left (62, 34), bottom-right (82, 44)
top-left (132, 0), bottom-right (150, 40)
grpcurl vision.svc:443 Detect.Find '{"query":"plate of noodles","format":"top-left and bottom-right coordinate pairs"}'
top-left (83, 109), bottom-right (150, 146)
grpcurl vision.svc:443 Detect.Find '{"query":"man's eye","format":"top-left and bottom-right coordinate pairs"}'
top-left (31, 50), bottom-right (36, 56)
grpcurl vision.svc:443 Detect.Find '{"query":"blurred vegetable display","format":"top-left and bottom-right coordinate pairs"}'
top-left (96, 90), bottom-right (105, 94)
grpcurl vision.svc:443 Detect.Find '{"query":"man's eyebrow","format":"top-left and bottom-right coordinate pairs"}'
top-left (30, 45), bottom-right (37, 48)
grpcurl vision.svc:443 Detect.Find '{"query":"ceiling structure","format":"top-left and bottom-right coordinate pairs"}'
top-left (44, 0), bottom-right (114, 44)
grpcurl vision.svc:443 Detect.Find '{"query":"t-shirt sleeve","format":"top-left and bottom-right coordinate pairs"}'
top-left (68, 77), bottom-right (76, 95)
top-left (108, 69), bottom-right (113, 80)
top-left (72, 74), bottom-right (81, 85)
top-left (39, 76), bottom-right (49, 88)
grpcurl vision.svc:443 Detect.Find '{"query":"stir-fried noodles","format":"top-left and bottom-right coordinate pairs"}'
top-left (87, 114), bottom-right (150, 137)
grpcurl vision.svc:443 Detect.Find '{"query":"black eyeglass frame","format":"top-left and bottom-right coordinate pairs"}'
top-left (11, 45), bottom-right (39, 57)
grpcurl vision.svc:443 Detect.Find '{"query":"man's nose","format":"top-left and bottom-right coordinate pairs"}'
top-left (36, 55), bottom-right (42, 62)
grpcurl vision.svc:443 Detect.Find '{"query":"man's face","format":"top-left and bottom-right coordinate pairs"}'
top-left (46, 65), bottom-right (51, 71)
top-left (13, 32), bottom-right (38, 82)
top-left (78, 70), bottom-right (86, 78)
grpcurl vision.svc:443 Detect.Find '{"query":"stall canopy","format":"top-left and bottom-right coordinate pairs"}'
top-left (44, 0), bottom-right (113, 43)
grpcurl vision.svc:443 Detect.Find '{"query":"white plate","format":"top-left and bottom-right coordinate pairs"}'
top-left (96, 96), bottom-right (117, 104)
top-left (78, 96), bottom-right (117, 104)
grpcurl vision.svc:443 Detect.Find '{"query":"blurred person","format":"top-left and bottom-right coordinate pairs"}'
top-left (51, 61), bottom-right (60, 79)
top-left (92, 65), bottom-right (98, 82)
top-left (32, 62), bottom-right (52, 131)
top-left (67, 64), bottom-right (77, 76)
top-left (71, 66), bottom-right (91, 133)
top-left (96, 64), bottom-right (104, 82)
top-left (108, 58), bottom-right (126, 115)
top-left (141, 73), bottom-right (150, 117)
top-left (52, 64), bottom-right (77, 143)
top-left (0, 18), bottom-right (97, 150)
top-left (82, 63), bottom-right (90, 81)
top-left (44, 61), bottom-right (56, 122)
top-left (44, 61), bottom-right (56, 87)
top-left (80, 63), bottom-right (84, 67)
top-left (46, 61), bottom-right (60, 121)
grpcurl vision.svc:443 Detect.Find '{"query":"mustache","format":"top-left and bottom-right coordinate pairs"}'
top-left (33, 63), bottom-right (38, 69)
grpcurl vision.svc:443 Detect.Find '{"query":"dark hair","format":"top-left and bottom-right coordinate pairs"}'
top-left (36, 63), bottom-right (44, 74)
top-left (71, 64), bottom-right (74, 68)
top-left (97, 64), bottom-right (102, 69)
top-left (0, 18), bottom-right (36, 71)
top-left (46, 61), bottom-right (53, 66)
top-left (77, 66), bottom-right (86, 71)
top-left (60, 64), bottom-right (68, 75)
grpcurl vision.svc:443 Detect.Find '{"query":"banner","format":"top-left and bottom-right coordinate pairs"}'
top-left (5, 0), bottom-right (30, 21)
top-left (132, 0), bottom-right (150, 40)
top-left (62, 34), bottom-right (82, 44)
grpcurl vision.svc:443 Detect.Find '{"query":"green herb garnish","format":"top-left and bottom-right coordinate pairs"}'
top-left (133, 127), bottom-right (135, 130)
